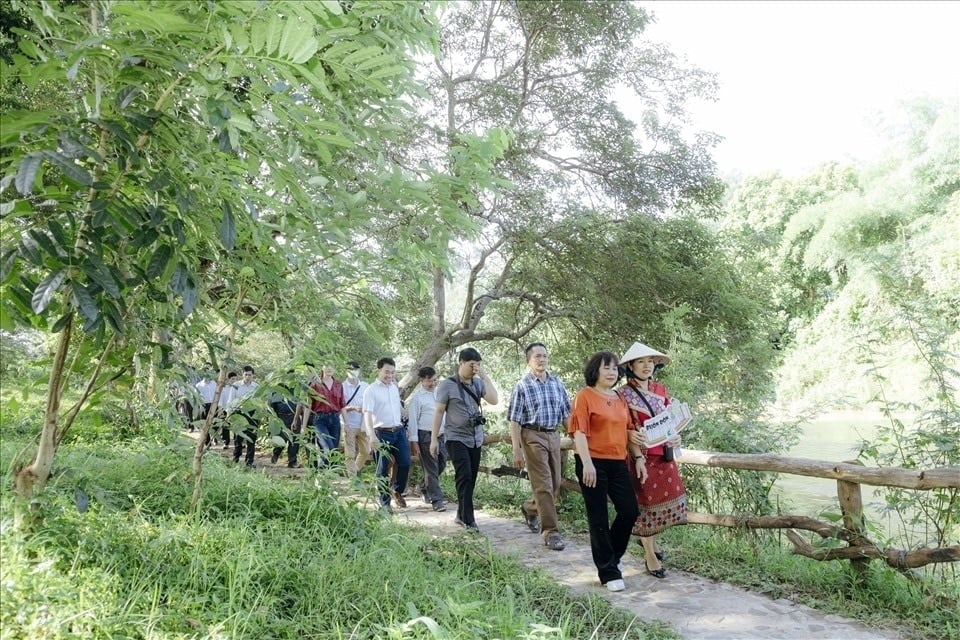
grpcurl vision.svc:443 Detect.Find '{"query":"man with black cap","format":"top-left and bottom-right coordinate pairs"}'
top-left (431, 347), bottom-right (499, 531)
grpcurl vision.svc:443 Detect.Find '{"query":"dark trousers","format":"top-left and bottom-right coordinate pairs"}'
top-left (200, 402), bottom-right (212, 431)
top-left (447, 440), bottom-right (481, 526)
top-left (417, 430), bottom-right (446, 504)
top-left (178, 399), bottom-right (194, 430)
top-left (272, 410), bottom-right (300, 466)
top-left (373, 428), bottom-right (411, 506)
top-left (575, 455), bottom-right (639, 585)
top-left (197, 402), bottom-right (218, 445)
top-left (233, 412), bottom-right (258, 466)
top-left (218, 410), bottom-right (231, 447)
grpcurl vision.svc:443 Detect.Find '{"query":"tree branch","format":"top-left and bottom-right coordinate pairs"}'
top-left (459, 238), bottom-right (507, 329)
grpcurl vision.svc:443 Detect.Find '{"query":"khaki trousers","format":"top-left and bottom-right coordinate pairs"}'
top-left (521, 428), bottom-right (562, 539)
top-left (343, 426), bottom-right (370, 476)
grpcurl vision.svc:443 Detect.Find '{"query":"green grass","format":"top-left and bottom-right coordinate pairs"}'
top-left (1, 435), bottom-right (677, 639)
top-left (3, 415), bottom-right (954, 639)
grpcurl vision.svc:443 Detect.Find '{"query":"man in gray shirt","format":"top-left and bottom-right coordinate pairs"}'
top-left (430, 348), bottom-right (499, 531)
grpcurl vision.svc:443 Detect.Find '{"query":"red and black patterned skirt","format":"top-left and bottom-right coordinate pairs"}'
top-left (627, 453), bottom-right (687, 536)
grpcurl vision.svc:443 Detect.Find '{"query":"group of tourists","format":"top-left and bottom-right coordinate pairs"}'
top-left (182, 364), bottom-right (260, 466)
top-left (175, 340), bottom-right (687, 593)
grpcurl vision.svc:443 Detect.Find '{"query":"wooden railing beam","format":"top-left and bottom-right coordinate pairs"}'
top-left (660, 449), bottom-right (958, 490)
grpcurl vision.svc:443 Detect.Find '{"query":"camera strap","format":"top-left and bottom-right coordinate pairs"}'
top-left (449, 376), bottom-right (483, 412)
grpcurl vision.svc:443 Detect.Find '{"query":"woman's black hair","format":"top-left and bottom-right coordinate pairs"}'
top-left (584, 351), bottom-right (619, 387)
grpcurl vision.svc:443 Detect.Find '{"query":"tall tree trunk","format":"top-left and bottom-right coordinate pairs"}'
top-left (398, 267), bottom-right (451, 394)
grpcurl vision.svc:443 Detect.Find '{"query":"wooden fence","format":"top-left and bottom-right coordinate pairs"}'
top-left (478, 435), bottom-right (960, 575)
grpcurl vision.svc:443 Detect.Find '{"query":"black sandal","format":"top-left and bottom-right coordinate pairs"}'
top-left (645, 560), bottom-right (666, 579)
top-left (655, 550), bottom-right (666, 562)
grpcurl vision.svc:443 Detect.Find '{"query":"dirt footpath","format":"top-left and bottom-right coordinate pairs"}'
top-left (394, 499), bottom-right (903, 640)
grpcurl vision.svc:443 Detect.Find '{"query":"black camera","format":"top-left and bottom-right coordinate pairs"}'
top-left (469, 414), bottom-right (486, 428)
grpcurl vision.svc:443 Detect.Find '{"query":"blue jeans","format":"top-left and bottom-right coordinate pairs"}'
top-left (374, 428), bottom-right (411, 507)
top-left (313, 412), bottom-right (341, 466)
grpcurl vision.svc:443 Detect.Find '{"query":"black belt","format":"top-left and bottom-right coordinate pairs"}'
top-left (522, 424), bottom-right (556, 433)
top-left (375, 425), bottom-right (404, 433)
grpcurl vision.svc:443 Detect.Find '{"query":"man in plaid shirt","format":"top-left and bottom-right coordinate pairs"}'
top-left (508, 342), bottom-right (572, 551)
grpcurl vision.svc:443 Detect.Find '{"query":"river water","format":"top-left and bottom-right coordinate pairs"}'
top-left (772, 411), bottom-right (912, 541)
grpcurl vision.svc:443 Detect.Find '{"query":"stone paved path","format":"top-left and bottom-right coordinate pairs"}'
top-left (394, 499), bottom-right (903, 640)
top-left (207, 439), bottom-right (904, 639)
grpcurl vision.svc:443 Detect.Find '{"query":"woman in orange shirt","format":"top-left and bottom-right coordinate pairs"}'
top-left (570, 351), bottom-right (645, 593)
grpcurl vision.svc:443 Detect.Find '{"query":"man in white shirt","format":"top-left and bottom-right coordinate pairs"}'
top-left (194, 364), bottom-right (217, 426)
top-left (232, 365), bottom-right (259, 467)
top-left (408, 366), bottom-right (446, 512)
top-left (217, 371), bottom-right (238, 449)
top-left (362, 357), bottom-right (410, 512)
top-left (340, 360), bottom-right (369, 477)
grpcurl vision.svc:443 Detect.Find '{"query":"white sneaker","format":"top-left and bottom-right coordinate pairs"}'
top-left (605, 579), bottom-right (625, 592)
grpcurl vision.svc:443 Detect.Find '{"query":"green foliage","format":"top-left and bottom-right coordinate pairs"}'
top-left (0, 0), bottom-right (446, 356)
top-left (854, 298), bottom-right (959, 580)
top-left (716, 98), bottom-right (958, 587)
top-left (0, 0), bottom-right (497, 497)
top-left (725, 98), bottom-right (958, 408)
top-left (385, 0), bottom-right (725, 382)
top-left (0, 435), bottom-right (676, 639)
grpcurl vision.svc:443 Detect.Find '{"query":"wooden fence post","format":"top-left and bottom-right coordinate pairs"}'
top-left (837, 459), bottom-right (869, 577)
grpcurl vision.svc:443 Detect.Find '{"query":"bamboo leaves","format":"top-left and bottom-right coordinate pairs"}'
top-left (146, 245), bottom-right (172, 280)
top-left (41, 151), bottom-right (93, 187)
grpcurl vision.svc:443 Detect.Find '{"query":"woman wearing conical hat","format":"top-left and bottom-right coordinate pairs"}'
top-left (618, 342), bottom-right (688, 579)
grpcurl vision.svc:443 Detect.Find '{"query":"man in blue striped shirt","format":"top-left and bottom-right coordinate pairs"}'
top-left (508, 342), bottom-right (572, 551)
